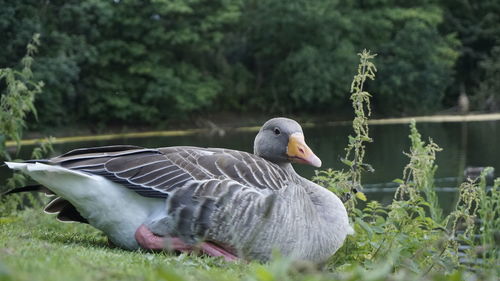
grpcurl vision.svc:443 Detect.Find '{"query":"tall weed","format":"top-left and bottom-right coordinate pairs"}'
top-left (0, 34), bottom-right (53, 214)
top-left (314, 50), bottom-right (375, 209)
top-left (316, 50), bottom-right (499, 279)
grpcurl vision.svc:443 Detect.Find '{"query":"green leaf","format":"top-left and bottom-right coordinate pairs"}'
top-left (341, 158), bottom-right (353, 167)
top-left (356, 218), bottom-right (374, 237)
top-left (393, 178), bottom-right (404, 184)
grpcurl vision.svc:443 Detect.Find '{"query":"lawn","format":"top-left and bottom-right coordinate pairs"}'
top-left (0, 208), bottom-right (262, 281)
top-left (1, 206), bottom-right (497, 281)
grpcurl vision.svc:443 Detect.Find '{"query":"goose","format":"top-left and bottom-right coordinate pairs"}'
top-left (5, 117), bottom-right (352, 263)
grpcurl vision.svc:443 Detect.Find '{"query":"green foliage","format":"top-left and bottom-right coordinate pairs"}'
top-left (361, 4), bottom-right (459, 114)
top-left (344, 50), bottom-right (376, 193)
top-left (77, 0), bottom-right (241, 124)
top-left (316, 52), bottom-right (450, 274)
top-left (0, 208), bottom-right (497, 281)
top-left (325, 119), bottom-right (499, 277)
top-left (473, 45), bottom-right (500, 111)
top-left (477, 178), bottom-right (500, 268)
top-left (315, 50), bottom-right (375, 209)
top-left (0, 0), bottom-right (242, 127)
top-left (440, 0), bottom-right (500, 108)
top-left (0, 33), bottom-right (55, 162)
top-left (316, 50), bottom-right (499, 279)
top-left (0, 1), bottom-right (466, 128)
top-left (238, 0), bottom-right (358, 113)
top-left (0, 34), bottom-right (43, 154)
top-left (395, 120), bottom-right (443, 221)
top-left (0, 34), bottom-right (53, 214)
top-left (314, 168), bottom-right (352, 202)
top-left (446, 169), bottom-right (500, 270)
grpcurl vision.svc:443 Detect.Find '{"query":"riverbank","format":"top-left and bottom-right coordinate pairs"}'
top-left (8, 113), bottom-right (500, 148)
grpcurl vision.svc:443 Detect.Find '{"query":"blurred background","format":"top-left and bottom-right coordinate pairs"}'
top-left (1, 0), bottom-right (499, 132)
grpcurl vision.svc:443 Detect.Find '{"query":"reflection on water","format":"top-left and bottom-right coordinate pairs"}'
top-left (3, 120), bottom-right (499, 213)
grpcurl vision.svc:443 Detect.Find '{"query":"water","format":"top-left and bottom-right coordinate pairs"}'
top-left (3, 120), bottom-right (499, 213)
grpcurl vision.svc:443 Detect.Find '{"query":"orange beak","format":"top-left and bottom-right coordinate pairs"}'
top-left (286, 133), bottom-right (322, 167)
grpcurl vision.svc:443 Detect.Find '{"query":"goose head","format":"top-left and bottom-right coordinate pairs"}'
top-left (254, 118), bottom-right (322, 168)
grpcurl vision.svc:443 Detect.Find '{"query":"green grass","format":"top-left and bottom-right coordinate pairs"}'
top-left (0, 209), bottom-right (259, 281)
top-left (1, 207), bottom-right (497, 281)
top-left (1, 209), bottom-right (361, 281)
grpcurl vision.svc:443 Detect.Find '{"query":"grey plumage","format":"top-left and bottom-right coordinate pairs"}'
top-left (5, 118), bottom-right (352, 263)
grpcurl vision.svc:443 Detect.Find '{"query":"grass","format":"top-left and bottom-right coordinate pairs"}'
top-left (0, 209), bottom-right (492, 281)
top-left (0, 209), bottom-right (256, 281)
top-left (1, 208), bottom-right (497, 281)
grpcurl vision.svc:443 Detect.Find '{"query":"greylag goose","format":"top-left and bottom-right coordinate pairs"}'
top-left (5, 118), bottom-right (352, 263)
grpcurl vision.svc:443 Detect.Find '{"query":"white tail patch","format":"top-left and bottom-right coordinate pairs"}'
top-left (6, 162), bottom-right (94, 178)
top-left (5, 161), bottom-right (166, 250)
top-left (5, 161), bottom-right (29, 171)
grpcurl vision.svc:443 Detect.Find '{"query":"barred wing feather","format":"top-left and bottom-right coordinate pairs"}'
top-left (51, 146), bottom-right (289, 198)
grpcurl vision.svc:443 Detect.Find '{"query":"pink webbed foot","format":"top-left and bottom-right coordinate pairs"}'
top-left (199, 241), bottom-right (239, 261)
top-left (135, 224), bottom-right (193, 251)
top-left (134, 224), bottom-right (238, 262)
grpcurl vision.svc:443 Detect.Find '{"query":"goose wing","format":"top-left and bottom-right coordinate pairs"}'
top-left (47, 145), bottom-right (289, 241)
top-left (50, 145), bottom-right (290, 198)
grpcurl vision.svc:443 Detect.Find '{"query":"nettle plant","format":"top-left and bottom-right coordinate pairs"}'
top-left (314, 51), bottom-right (499, 277)
top-left (0, 34), bottom-right (53, 214)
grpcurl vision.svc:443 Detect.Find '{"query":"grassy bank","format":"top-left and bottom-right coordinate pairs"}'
top-left (0, 206), bottom-right (497, 281)
top-left (0, 209), bottom-right (255, 281)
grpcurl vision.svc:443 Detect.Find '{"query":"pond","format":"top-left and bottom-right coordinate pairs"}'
top-left (3, 119), bottom-right (500, 214)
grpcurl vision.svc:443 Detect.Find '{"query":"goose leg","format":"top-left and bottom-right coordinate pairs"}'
top-left (199, 242), bottom-right (239, 261)
top-left (135, 224), bottom-right (193, 251)
top-left (134, 224), bottom-right (238, 261)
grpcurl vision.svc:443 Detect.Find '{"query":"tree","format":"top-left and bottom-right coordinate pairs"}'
top-left (439, 0), bottom-right (500, 109)
top-left (237, 0), bottom-right (458, 115)
top-left (347, 2), bottom-right (459, 115)
top-left (79, 0), bottom-right (242, 124)
top-left (473, 45), bottom-right (500, 111)
top-left (237, 0), bottom-right (358, 113)
top-left (0, 0), bottom-right (467, 128)
top-left (1, 0), bottom-right (242, 127)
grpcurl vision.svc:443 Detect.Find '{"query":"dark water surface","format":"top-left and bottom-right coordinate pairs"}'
top-left (4, 120), bottom-right (500, 212)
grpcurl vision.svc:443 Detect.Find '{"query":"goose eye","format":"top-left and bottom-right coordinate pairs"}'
top-left (273, 128), bottom-right (281, 135)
